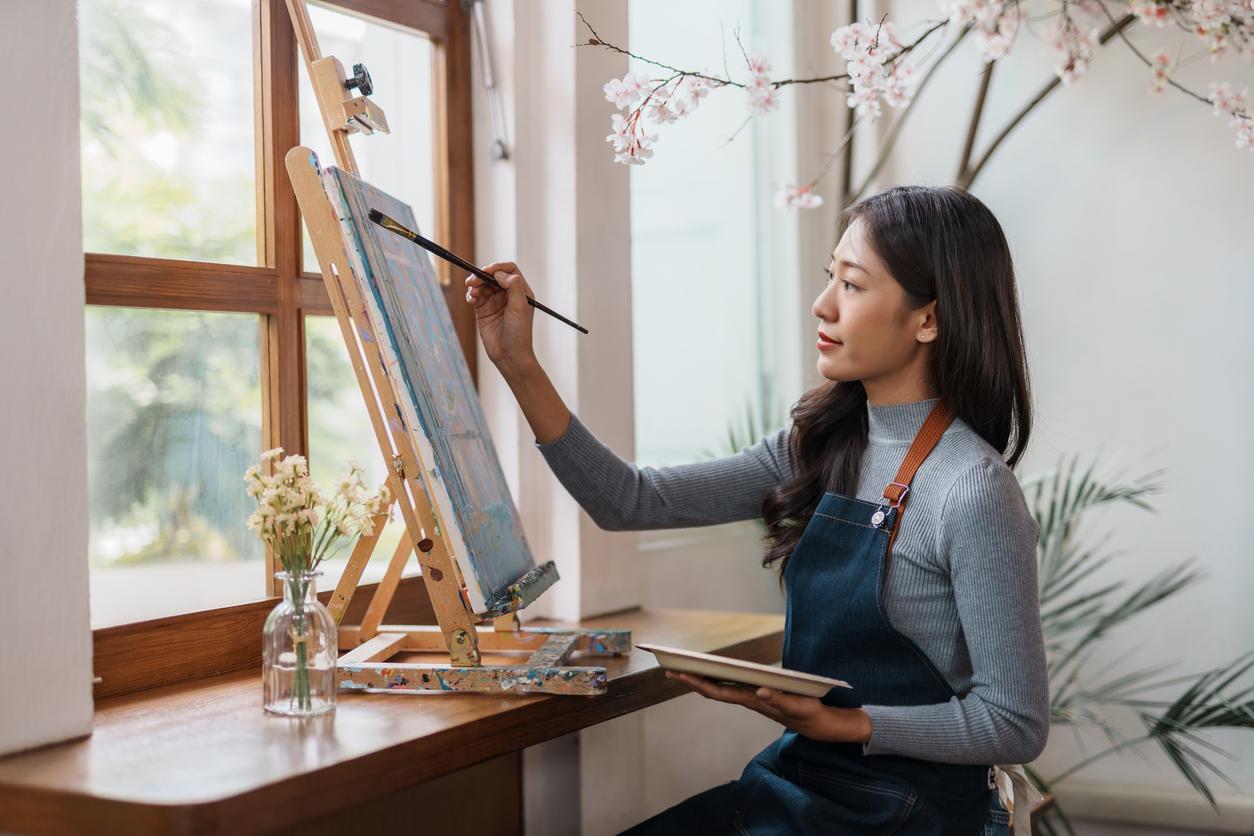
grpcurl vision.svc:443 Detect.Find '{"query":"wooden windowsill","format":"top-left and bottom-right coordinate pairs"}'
top-left (0, 608), bottom-right (784, 836)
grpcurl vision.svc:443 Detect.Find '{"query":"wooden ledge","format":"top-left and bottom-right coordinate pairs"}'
top-left (0, 608), bottom-right (784, 836)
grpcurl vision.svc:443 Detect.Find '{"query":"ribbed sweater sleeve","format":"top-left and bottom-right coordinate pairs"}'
top-left (534, 413), bottom-right (791, 531)
top-left (860, 457), bottom-right (1051, 764)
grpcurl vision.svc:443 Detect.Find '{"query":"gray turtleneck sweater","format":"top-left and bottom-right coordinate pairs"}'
top-left (534, 398), bottom-right (1050, 766)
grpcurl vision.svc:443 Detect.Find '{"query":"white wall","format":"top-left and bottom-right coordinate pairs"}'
top-left (0, 0), bottom-right (94, 756)
top-left (878, 0), bottom-right (1254, 825)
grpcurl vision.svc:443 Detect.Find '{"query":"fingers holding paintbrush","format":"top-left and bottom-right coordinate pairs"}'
top-left (466, 265), bottom-right (539, 375)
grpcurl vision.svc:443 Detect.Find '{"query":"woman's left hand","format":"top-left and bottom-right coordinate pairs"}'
top-left (665, 671), bottom-right (873, 744)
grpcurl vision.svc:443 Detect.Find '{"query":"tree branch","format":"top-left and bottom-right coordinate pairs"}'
top-left (959, 12), bottom-right (1137, 189)
top-left (576, 11), bottom-right (949, 91)
top-left (956, 60), bottom-right (995, 184)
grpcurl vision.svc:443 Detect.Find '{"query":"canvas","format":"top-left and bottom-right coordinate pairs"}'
top-left (321, 162), bottom-right (556, 615)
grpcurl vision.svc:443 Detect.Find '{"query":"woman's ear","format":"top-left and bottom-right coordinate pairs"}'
top-left (916, 301), bottom-right (939, 344)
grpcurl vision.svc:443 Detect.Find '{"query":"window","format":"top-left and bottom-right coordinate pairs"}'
top-left (81, 0), bottom-right (475, 628)
top-left (628, 0), bottom-right (804, 470)
top-left (79, 0), bottom-right (259, 265)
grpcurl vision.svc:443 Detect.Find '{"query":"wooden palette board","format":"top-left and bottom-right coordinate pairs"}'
top-left (637, 643), bottom-right (851, 698)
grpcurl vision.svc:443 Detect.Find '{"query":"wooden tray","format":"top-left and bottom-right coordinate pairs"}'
top-left (638, 642), bottom-right (851, 698)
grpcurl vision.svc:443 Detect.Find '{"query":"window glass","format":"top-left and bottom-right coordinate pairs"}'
top-left (86, 307), bottom-right (264, 627)
top-left (305, 315), bottom-right (409, 586)
top-left (299, 3), bottom-right (437, 273)
top-left (79, 0), bottom-right (258, 265)
top-left (629, 0), bottom-right (800, 466)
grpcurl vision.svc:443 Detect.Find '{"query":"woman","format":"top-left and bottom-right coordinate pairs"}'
top-left (464, 185), bottom-right (1049, 835)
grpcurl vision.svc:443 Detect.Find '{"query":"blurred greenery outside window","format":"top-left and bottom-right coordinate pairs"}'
top-left (81, 0), bottom-right (440, 627)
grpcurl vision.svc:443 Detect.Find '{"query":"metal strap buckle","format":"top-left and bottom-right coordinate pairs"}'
top-left (883, 482), bottom-right (911, 509)
top-left (871, 483), bottom-right (910, 528)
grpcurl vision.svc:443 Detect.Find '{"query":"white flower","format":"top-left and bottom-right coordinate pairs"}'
top-left (606, 111), bottom-right (657, 165)
top-left (1149, 50), bottom-right (1171, 94)
top-left (685, 77), bottom-right (711, 102)
top-left (972, 7), bottom-right (1021, 62)
top-left (883, 63), bottom-right (917, 108)
top-left (1129, 0), bottom-right (1171, 26)
top-left (1208, 81), bottom-right (1254, 151)
top-left (830, 20), bottom-right (914, 119)
top-left (747, 82), bottom-right (781, 115)
top-left (648, 95), bottom-right (678, 124)
top-left (1045, 15), bottom-right (1100, 84)
top-left (603, 71), bottom-right (648, 110)
top-left (746, 52), bottom-right (771, 75)
top-left (775, 182), bottom-right (824, 210)
top-left (831, 22), bottom-right (874, 57)
top-left (1210, 81), bottom-right (1248, 121)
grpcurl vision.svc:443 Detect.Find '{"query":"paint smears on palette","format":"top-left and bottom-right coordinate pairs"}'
top-left (322, 164), bottom-right (557, 615)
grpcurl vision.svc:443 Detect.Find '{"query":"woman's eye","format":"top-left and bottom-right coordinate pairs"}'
top-left (841, 280), bottom-right (858, 292)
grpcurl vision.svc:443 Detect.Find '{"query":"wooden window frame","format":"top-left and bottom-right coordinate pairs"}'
top-left (85, 0), bottom-right (476, 699)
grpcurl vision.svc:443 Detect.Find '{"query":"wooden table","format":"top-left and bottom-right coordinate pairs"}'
top-left (0, 608), bottom-right (784, 835)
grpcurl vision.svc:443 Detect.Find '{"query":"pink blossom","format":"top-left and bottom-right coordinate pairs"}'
top-left (830, 22), bottom-right (874, 56)
top-left (648, 95), bottom-right (678, 124)
top-left (972, 7), bottom-right (1021, 61)
top-left (1209, 81), bottom-right (1254, 151)
top-left (1045, 15), bottom-right (1100, 84)
top-left (883, 63), bottom-right (917, 108)
top-left (1236, 121), bottom-right (1254, 149)
top-left (830, 20), bottom-right (914, 119)
top-left (1149, 50), bottom-right (1171, 94)
top-left (678, 76), bottom-right (711, 107)
top-left (776, 182), bottom-right (824, 210)
top-left (606, 112), bottom-right (657, 164)
top-left (1210, 81), bottom-right (1248, 120)
top-left (742, 50), bottom-right (779, 116)
top-left (603, 71), bottom-right (648, 110)
top-left (1129, 0), bottom-right (1172, 26)
top-left (747, 83), bottom-right (781, 115)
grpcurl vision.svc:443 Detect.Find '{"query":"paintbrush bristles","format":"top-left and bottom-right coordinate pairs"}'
top-left (369, 209), bottom-right (415, 242)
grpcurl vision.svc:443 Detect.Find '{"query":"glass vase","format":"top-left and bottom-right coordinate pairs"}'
top-left (262, 570), bottom-right (337, 716)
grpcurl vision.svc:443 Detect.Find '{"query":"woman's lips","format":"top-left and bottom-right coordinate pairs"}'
top-left (817, 333), bottom-right (843, 352)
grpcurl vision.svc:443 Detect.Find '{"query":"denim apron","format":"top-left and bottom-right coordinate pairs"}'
top-left (623, 401), bottom-right (1015, 835)
top-left (717, 401), bottom-right (1000, 834)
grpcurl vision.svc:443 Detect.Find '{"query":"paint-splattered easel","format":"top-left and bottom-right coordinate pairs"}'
top-left (281, 0), bottom-right (628, 695)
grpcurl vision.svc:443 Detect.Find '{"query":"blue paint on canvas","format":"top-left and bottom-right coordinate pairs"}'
top-left (326, 167), bottom-right (542, 611)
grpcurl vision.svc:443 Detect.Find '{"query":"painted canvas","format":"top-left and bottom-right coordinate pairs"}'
top-left (321, 163), bottom-right (556, 615)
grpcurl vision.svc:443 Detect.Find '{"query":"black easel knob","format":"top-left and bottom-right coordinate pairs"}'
top-left (346, 63), bottom-right (373, 97)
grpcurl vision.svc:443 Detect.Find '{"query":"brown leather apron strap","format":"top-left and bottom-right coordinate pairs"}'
top-left (882, 400), bottom-right (955, 554)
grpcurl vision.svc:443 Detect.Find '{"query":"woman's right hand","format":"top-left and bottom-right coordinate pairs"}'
top-left (464, 261), bottom-right (537, 376)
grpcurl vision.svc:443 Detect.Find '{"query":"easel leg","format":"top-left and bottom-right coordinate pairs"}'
top-left (328, 498), bottom-right (391, 626)
top-left (359, 529), bottom-right (414, 639)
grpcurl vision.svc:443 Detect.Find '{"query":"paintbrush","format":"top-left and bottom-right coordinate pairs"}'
top-left (368, 209), bottom-right (589, 335)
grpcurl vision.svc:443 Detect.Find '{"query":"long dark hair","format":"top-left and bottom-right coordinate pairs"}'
top-left (761, 185), bottom-right (1032, 574)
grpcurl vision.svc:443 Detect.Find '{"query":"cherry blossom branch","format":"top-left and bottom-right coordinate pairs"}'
top-left (589, 1), bottom-right (1251, 203)
top-left (578, 12), bottom-right (949, 91)
top-left (1094, 0), bottom-right (1220, 106)
top-left (577, 12), bottom-right (732, 89)
top-left (959, 12), bottom-right (1136, 188)
top-left (849, 24), bottom-right (974, 204)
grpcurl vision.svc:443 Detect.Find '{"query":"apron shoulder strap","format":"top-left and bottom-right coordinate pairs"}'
top-left (882, 400), bottom-right (955, 553)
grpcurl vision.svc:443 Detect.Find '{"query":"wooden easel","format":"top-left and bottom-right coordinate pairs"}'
top-left (282, 0), bottom-right (628, 695)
